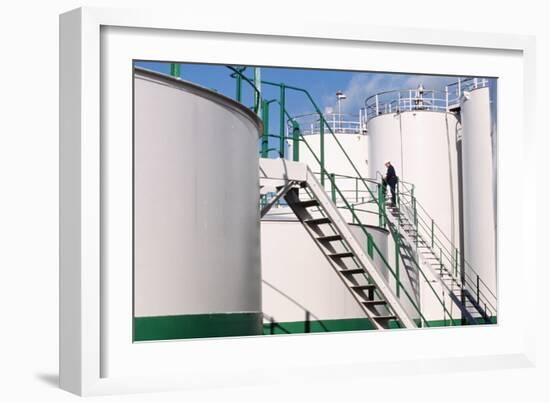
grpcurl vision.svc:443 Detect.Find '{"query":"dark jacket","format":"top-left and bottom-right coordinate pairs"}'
top-left (386, 164), bottom-right (397, 185)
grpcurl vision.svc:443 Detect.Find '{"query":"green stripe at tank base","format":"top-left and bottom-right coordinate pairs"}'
top-left (134, 312), bottom-right (263, 342)
top-left (263, 316), bottom-right (497, 335)
top-left (263, 317), bottom-right (401, 335)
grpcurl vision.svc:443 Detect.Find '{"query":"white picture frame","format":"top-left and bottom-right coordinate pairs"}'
top-left (60, 6), bottom-right (537, 396)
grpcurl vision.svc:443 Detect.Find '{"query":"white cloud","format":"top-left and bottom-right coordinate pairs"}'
top-left (333, 73), bottom-right (460, 115)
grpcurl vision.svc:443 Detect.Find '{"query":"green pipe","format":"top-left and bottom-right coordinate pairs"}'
top-left (377, 184), bottom-right (385, 228)
top-left (235, 67), bottom-right (244, 102)
top-left (170, 63), bottom-right (180, 78)
top-left (235, 71), bottom-right (459, 323)
top-left (279, 84), bottom-right (286, 158)
top-left (261, 100), bottom-right (270, 158)
top-left (292, 121), bottom-right (300, 162)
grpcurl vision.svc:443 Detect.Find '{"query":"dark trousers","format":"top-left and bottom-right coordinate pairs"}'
top-left (382, 179), bottom-right (397, 206)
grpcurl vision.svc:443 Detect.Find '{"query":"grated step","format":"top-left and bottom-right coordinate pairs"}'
top-left (328, 252), bottom-right (355, 259)
top-left (295, 199), bottom-right (319, 208)
top-left (340, 268), bottom-right (364, 275)
top-left (362, 300), bottom-right (387, 307)
top-left (316, 234), bottom-right (343, 243)
top-left (351, 284), bottom-right (376, 292)
top-left (372, 315), bottom-right (397, 322)
top-left (304, 217), bottom-right (331, 226)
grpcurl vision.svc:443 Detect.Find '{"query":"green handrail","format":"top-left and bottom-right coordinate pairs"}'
top-left (296, 127), bottom-right (454, 327)
top-left (228, 66), bottom-right (456, 326)
top-left (396, 188), bottom-right (497, 315)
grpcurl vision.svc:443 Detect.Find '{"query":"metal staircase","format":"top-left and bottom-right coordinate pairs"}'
top-left (228, 66), bottom-right (495, 328)
top-left (386, 200), bottom-right (494, 324)
top-left (261, 160), bottom-right (417, 330)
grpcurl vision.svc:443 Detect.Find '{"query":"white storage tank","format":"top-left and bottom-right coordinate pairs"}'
top-left (288, 132), bottom-right (369, 179)
top-left (460, 86), bottom-right (497, 297)
top-left (133, 68), bottom-right (263, 341)
top-left (366, 95), bottom-right (461, 248)
top-left (261, 220), bottom-right (389, 333)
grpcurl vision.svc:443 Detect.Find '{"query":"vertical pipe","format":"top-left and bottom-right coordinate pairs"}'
top-left (398, 92), bottom-right (401, 112)
top-left (377, 184), bottom-right (384, 227)
top-left (279, 84), bottom-right (286, 158)
top-left (170, 63), bottom-right (180, 78)
top-left (236, 67), bottom-right (243, 102)
top-left (445, 86), bottom-right (449, 112)
top-left (455, 248), bottom-right (458, 277)
top-left (261, 100), bottom-right (269, 158)
top-left (292, 121), bottom-right (300, 162)
top-left (375, 94), bottom-right (379, 115)
top-left (477, 275), bottom-right (480, 304)
top-left (254, 67), bottom-right (262, 116)
top-left (330, 173), bottom-right (336, 204)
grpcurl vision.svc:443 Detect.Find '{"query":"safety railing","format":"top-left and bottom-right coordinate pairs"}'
top-left (364, 77), bottom-right (490, 120)
top-left (228, 65), bottom-right (460, 327)
top-left (397, 181), bottom-right (497, 318)
top-left (295, 112), bottom-right (363, 135)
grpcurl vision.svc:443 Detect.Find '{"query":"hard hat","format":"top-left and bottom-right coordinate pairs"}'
top-left (385, 160), bottom-right (391, 164)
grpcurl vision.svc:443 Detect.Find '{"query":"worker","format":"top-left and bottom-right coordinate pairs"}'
top-left (383, 160), bottom-right (398, 207)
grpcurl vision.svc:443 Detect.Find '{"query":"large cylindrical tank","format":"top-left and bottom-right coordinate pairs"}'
top-left (288, 133), bottom-right (369, 179)
top-left (460, 87), bottom-right (496, 296)
top-left (287, 133), bottom-right (380, 226)
top-left (133, 68), bottom-right (263, 340)
top-left (261, 220), bottom-right (389, 332)
top-left (366, 110), bottom-right (461, 247)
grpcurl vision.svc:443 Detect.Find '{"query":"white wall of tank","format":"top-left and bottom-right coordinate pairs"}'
top-left (133, 70), bottom-right (263, 325)
top-left (366, 110), bottom-right (461, 248)
top-left (133, 67), bottom-right (496, 336)
top-left (460, 86), bottom-right (497, 296)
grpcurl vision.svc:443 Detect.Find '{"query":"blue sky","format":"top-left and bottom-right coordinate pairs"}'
top-left (134, 61), bottom-right (497, 156)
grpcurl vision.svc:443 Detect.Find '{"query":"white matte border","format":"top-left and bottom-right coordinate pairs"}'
top-left (59, 6), bottom-right (537, 396)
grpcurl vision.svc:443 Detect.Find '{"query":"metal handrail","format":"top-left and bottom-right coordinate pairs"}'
top-left (298, 140), bottom-right (453, 327)
top-left (231, 67), bottom-right (459, 326)
top-left (227, 66), bottom-right (261, 114)
top-left (324, 171), bottom-right (497, 318)
top-left (398, 181), bottom-right (496, 297)
top-left (364, 78), bottom-right (490, 120)
top-left (395, 181), bottom-right (497, 315)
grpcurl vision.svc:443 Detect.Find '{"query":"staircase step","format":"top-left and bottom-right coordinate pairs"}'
top-left (351, 284), bottom-right (376, 292)
top-left (328, 252), bottom-right (355, 259)
top-left (372, 315), bottom-right (397, 322)
top-left (340, 268), bottom-right (364, 275)
top-left (316, 234), bottom-right (343, 243)
top-left (304, 217), bottom-right (331, 226)
top-left (295, 199), bottom-right (319, 208)
top-left (362, 300), bottom-right (387, 307)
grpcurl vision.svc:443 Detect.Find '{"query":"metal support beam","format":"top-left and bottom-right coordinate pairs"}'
top-left (170, 63), bottom-right (180, 78)
top-left (260, 181), bottom-right (296, 218)
top-left (279, 84), bottom-right (286, 158)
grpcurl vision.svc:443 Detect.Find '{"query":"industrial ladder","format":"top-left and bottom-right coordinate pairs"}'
top-left (385, 204), bottom-right (493, 325)
top-left (262, 163), bottom-right (417, 330)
